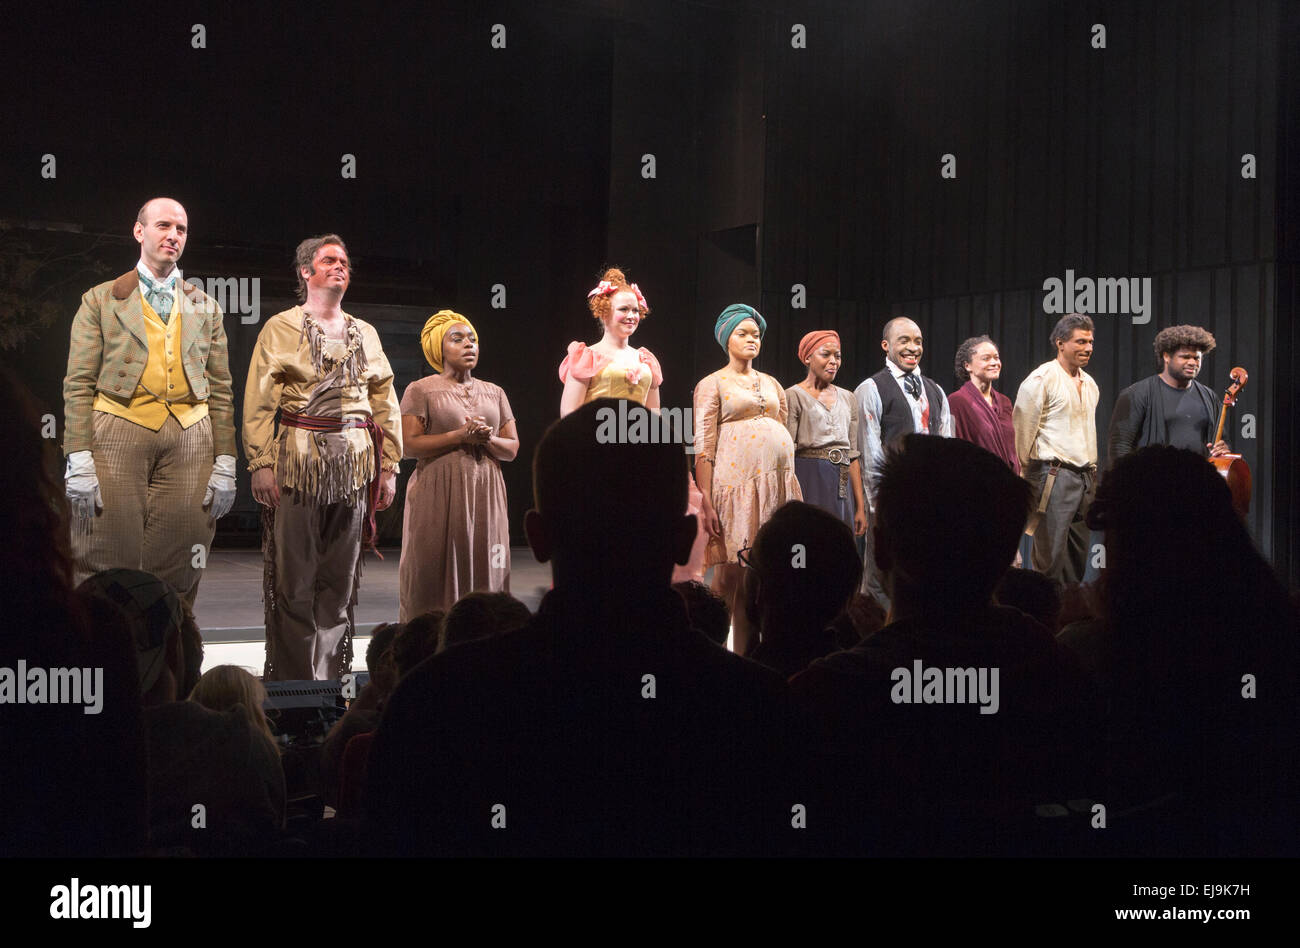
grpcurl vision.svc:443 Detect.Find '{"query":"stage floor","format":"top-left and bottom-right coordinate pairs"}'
top-left (195, 547), bottom-right (552, 674)
top-left (195, 541), bottom-right (1062, 674)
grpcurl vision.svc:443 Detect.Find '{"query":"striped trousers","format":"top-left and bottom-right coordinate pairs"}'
top-left (70, 412), bottom-right (215, 611)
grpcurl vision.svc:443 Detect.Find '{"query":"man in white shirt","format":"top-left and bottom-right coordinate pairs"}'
top-left (1012, 314), bottom-right (1100, 583)
top-left (854, 316), bottom-right (953, 606)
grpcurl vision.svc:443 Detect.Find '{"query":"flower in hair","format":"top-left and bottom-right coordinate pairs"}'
top-left (587, 279), bottom-right (650, 314)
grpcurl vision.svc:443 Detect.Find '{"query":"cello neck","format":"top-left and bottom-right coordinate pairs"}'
top-left (1215, 367), bottom-right (1249, 447)
top-left (1213, 404), bottom-right (1228, 446)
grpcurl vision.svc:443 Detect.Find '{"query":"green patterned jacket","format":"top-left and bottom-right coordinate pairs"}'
top-left (62, 269), bottom-right (237, 457)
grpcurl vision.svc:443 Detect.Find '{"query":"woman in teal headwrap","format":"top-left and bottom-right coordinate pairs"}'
top-left (692, 304), bottom-right (802, 655)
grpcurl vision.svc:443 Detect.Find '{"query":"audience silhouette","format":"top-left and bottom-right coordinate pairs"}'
top-left (7, 354), bottom-right (1296, 859)
top-left (1060, 445), bottom-right (1299, 855)
top-left (791, 435), bottom-right (1095, 855)
top-left (365, 399), bottom-right (790, 855)
top-left (746, 501), bottom-right (862, 678)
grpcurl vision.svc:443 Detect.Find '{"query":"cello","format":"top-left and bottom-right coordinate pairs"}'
top-left (1210, 367), bottom-right (1252, 517)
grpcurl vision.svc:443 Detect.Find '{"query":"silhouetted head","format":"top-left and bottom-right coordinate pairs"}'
top-left (0, 361), bottom-right (73, 610)
top-left (744, 502), bottom-right (861, 674)
top-left (189, 665), bottom-right (276, 751)
top-left (994, 568), bottom-right (1063, 632)
top-left (439, 592), bottom-right (532, 653)
top-left (1085, 443), bottom-right (1297, 813)
top-left (744, 501), bottom-right (861, 634)
top-left (827, 593), bottom-right (888, 650)
top-left (362, 621), bottom-right (403, 699)
top-left (673, 581), bottom-right (730, 646)
top-left (178, 602), bottom-right (204, 698)
top-left (1087, 446), bottom-right (1269, 625)
top-left (526, 399), bottom-right (694, 594)
top-left (393, 612), bottom-right (444, 679)
top-left (78, 569), bottom-right (185, 707)
top-left (367, 621), bottom-right (402, 672)
top-left (875, 435), bottom-right (1031, 611)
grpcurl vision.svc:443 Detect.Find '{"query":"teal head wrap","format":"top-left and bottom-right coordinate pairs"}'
top-left (714, 303), bottom-right (766, 352)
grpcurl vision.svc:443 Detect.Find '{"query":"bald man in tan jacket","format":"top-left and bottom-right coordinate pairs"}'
top-left (63, 198), bottom-right (236, 609)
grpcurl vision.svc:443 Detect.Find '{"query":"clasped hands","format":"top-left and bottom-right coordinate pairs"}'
top-left (459, 414), bottom-right (493, 447)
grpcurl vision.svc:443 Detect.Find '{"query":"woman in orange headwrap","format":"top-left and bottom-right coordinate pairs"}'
top-left (398, 310), bottom-right (519, 621)
top-left (784, 330), bottom-right (868, 538)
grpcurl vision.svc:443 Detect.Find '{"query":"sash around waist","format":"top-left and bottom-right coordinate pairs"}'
top-left (280, 409), bottom-right (373, 431)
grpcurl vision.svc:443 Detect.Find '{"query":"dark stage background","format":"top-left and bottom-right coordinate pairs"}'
top-left (2, 0), bottom-right (1296, 583)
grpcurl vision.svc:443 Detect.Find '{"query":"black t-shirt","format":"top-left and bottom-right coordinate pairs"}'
top-left (1158, 380), bottom-right (1209, 453)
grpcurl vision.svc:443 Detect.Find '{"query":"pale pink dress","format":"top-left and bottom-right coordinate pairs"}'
top-left (693, 369), bottom-right (802, 567)
top-left (557, 341), bottom-right (663, 403)
top-left (398, 375), bottom-right (514, 622)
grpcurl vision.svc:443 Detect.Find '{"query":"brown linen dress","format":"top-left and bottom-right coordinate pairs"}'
top-left (398, 375), bottom-right (514, 621)
top-left (693, 369), bottom-right (802, 567)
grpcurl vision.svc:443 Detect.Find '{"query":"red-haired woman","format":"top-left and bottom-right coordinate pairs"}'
top-left (559, 268), bottom-right (662, 415)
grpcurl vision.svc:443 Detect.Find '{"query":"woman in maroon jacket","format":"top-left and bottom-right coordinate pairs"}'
top-left (948, 336), bottom-right (1020, 475)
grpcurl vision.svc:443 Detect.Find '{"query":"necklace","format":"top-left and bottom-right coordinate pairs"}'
top-left (452, 376), bottom-right (476, 410)
top-left (303, 310), bottom-right (363, 370)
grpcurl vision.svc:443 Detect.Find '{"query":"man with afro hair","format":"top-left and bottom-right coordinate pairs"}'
top-left (1107, 324), bottom-right (1230, 466)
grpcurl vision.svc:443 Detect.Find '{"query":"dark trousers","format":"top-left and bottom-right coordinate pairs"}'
top-left (1027, 462), bottom-right (1095, 584)
top-left (859, 522), bottom-right (890, 610)
top-left (263, 487), bottom-right (364, 681)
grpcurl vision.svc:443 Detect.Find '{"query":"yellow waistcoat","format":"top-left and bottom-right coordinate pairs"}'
top-left (92, 292), bottom-right (209, 430)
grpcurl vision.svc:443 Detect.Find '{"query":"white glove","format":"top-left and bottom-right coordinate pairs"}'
top-left (65, 450), bottom-right (102, 520)
top-left (203, 454), bottom-right (237, 519)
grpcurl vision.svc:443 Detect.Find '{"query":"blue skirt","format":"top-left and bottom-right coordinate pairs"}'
top-left (793, 457), bottom-right (855, 532)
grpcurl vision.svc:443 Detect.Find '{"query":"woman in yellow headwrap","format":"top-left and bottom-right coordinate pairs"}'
top-left (397, 310), bottom-right (520, 621)
top-left (558, 267), bottom-right (663, 416)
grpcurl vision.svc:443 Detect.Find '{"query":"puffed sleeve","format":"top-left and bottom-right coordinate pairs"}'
top-left (636, 347), bottom-right (664, 388)
top-left (241, 329), bottom-right (285, 473)
top-left (692, 374), bottom-right (721, 464)
top-left (557, 341), bottom-right (609, 384)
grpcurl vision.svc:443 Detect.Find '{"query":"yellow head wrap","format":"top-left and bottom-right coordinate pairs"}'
top-left (421, 309), bottom-right (478, 372)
